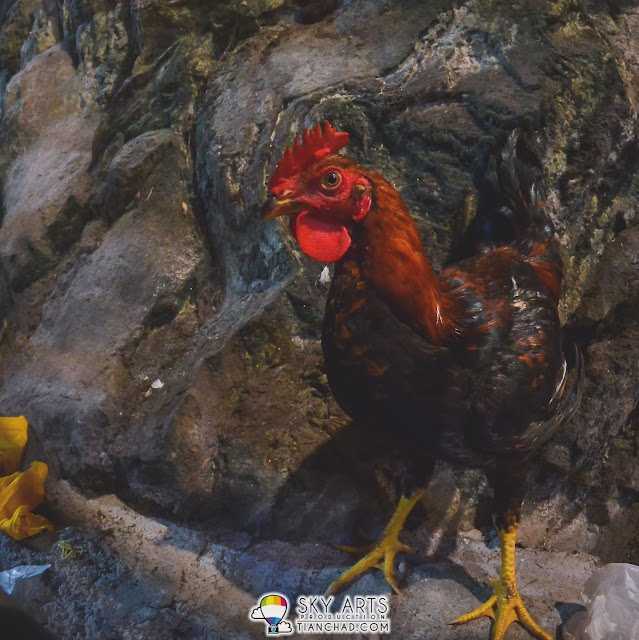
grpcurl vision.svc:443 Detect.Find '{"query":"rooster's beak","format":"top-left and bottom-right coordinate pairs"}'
top-left (262, 196), bottom-right (304, 221)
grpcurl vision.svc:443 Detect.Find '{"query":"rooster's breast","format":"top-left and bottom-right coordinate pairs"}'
top-left (321, 259), bottom-right (462, 442)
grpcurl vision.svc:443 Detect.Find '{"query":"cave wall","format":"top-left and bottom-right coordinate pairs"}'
top-left (0, 0), bottom-right (638, 563)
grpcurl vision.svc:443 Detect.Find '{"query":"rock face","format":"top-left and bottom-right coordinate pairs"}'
top-left (1, 44), bottom-right (100, 290)
top-left (0, 0), bottom-right (639, 637)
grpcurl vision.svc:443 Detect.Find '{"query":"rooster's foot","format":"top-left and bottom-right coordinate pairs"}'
top-left (449, 525), bottom-right (552, 640)
top-left (325, 490), bottom-right (424, 596)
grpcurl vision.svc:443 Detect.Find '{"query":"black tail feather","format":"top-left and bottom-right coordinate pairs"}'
top-left (514, 344), bottom-right (585, 451)
top-left (462, 131), bottom-right (554, 256)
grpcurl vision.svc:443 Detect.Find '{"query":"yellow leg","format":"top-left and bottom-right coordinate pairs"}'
top-left (449, 523), bottom-right (552, 640)
top-left (325, 490), bottom-right (424, 596)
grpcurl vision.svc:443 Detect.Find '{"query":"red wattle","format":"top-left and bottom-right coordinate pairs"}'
top-left (294, 211), bottom-right (352, 263)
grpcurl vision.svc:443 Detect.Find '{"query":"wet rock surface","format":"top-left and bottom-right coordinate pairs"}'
top-left (0, 0), bottom-right (638, 637)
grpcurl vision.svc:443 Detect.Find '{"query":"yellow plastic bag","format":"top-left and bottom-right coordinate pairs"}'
top-left (0, 416), bottom-right (28, 476)
top-left (0, 462), bottom-right (54, 540)
top-left (0, 417), bottom-right (53, 541)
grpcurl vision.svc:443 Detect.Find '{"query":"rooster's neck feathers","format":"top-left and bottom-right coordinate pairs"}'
top-left (349, 170), bottom-right (455, 345)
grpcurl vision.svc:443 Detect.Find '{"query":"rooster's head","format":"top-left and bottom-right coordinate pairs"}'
top-left (262, 122), bottom-right (372, 263)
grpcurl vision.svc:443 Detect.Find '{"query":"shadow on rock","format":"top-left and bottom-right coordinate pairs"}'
top-left (247, 415), bottom-right (491, 601)
top-left (254, 417), bottom-right (425, 543)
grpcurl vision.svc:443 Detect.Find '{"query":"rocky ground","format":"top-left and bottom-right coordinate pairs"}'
top-left (0, 477), bottom-right (598, 639)
top-left (0, 0), bottom-right (638, 638)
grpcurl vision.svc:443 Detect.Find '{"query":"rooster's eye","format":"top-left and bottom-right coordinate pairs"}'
top-left (321, 170), bottom-right (342, 190)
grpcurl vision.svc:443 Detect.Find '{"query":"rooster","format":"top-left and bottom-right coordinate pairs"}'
top-left (262, 122), bottom-right (583, 640)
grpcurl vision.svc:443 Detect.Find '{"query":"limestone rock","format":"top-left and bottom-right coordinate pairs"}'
top-left (0, 44), bottom-right (101, 290)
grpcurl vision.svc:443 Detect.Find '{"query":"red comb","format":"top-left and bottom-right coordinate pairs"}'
top-left (269, 122), bottom-right (349, 196)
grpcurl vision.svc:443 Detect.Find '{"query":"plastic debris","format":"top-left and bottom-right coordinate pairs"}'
top-left (0, 416), bottom-right (54, 541)
top-left (0, 462), bottom-right (54, 540)
top-left (563, 563), bottom-right (639, 640)
top-left (0, 564), bottom-right (51, 595)
top-left (151, 379), bottom-right (164, 389)
top-left (0, 416), bottom-right (28, 476)
top-left (319, 266), bottom-right (332, 286)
